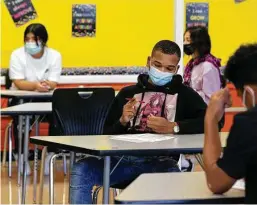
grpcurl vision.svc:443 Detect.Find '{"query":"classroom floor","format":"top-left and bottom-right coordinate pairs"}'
top-left (1, 159), bottom-right (202, 204)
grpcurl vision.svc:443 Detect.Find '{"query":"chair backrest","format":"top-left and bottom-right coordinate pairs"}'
top-left (5, 70), bottom-right (12, 89)
top-left (51, 87), bottom-right (115, 136)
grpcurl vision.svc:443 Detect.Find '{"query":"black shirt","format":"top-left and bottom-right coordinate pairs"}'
top-left (217, 106), bottom-right (257, 204)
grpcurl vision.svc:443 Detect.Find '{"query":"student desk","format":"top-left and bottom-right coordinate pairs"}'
top-left (1, 90), bottom-right (54, 101)
top-left (30, 132), bottom-right (228, 204)
top-left (115, 172), bottom-right (244, 204)
top-left (1, 89), bottom-right (118, 100)
top-left (1, 102), bottom-right (52, 204)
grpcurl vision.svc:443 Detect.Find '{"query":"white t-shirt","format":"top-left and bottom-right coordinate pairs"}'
top-left (9, 47), bottom-right (62, 89)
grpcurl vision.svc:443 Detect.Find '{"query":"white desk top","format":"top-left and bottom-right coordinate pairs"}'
top-left (1, 89), bottom-right (119, 99)
top-left (0, 75), bottom-right (138, 85)
top-left (1, 90), bottom-right (54, 99)
top-left (115, 172), bottom-right (244, 204)
top-left (225, 107), bottom-right (246, 113)
top-left (30, 132), bottom-right (228, 156)
top-left (1, 102), bottom-right (52, 115)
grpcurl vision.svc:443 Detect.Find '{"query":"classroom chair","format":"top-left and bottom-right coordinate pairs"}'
top-left (38, 87), bottom-right (115, 204)
top-left (2, 70), bottom-right (15, 177)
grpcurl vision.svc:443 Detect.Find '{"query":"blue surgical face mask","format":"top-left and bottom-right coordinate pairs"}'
top-left (148, 66), bottom-right (174, 86)
top-left (25, 42), bottom-right (42, 55)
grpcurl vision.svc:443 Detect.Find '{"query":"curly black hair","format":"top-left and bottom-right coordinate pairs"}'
top-left (225, 43), bottom-right (257, 90)
top-left (152, 40), bottom-right (181, 59)
top-left (185, 26), bottom-right (211, 57)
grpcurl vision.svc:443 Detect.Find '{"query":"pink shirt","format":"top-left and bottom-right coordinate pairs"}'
top-left (190, 61), bottom-right (221, 104)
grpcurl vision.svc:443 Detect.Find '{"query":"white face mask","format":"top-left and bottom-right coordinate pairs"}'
top-left (243, 86), bottom-right (256, 109)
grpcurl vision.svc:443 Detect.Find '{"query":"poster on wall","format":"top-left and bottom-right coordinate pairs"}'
top-left (72, 4), bottom-right (96, 37)
top-left (4, 0), bottom-right (37, 27)
top-left (186, 3), bottom-right (209, 29)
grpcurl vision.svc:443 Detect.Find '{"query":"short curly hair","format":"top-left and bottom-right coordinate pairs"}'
top-left (152, 40), bottom-right (181, 59)
top-left (224, 43), bottom-right (257, 90)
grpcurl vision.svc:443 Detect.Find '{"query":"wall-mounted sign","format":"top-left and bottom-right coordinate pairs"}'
top-left (72, 4), bottom-right (96, 37)
top-left (186, 3), bottom-right (209, 29)
top-left (4, 0), bottom-right (37, 27)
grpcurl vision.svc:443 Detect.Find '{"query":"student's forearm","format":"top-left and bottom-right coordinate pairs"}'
top-left (203, 114), bottom-right (222, 170)
top-left (13, 80), bottom-right (36, 91)
top-left (204, 114), bottom-right (236, 193)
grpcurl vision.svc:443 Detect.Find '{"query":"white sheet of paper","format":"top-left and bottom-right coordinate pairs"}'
top-left (110, 134), bottom-right (174, 143)
top-left (232, 179), bottom-right (245, 190)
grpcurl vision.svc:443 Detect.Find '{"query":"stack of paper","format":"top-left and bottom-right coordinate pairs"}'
top-left (110, 133), bottom-right (174, 143)
top-left (232, 179), bottom-right (245, 190)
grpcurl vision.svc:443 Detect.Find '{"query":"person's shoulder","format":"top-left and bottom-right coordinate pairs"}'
top-left (231, 107), bottom-right (257, 133)
top-left (235, 107), bottom-right (257, 121)
top-left (229, 107), bottom-right (257, 142)
top-left (118, 84), bottom-right (138, 96)
top-left (46, 47), bottom-right (61, 59)
top-left (178, 84), bottom-right (206, 105)
top-left (179, 83), bottom-right (198, 95)
top-left (199, 61), bottom-right (218, 72)
top-left (11, 47), bottom-right (26, 58)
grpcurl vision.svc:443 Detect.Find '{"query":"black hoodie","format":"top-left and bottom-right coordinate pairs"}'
top-left (104, 74), bottom-right (207, 135)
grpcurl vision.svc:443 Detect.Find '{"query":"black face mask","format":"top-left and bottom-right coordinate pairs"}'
top-left (184, 44), bottom-right (195, 56)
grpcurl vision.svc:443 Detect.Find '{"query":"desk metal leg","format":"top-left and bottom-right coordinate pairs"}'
top-left (8, 179), bottom-right (13, 204)
top-left (39, 147), bottom-right (47, 204)
top-left (70, 152), bottom-right (75, 172)
top-left (21, 115), bottom-right (30, 204)
top-left (8, 124), bottom-right (12, 177)
top-left (195, 154), bottom-right (204, 169)
top-left (49, 154), bottom-right (60, 205)
top-left (68, 152), bottom-right (75, 203)
top-left (103, 156), bottom-right (111, 204)
top-left (33, 116), bottom-right (39, 203)
top-left (17, 115), bottom-right (23, 186)
top-left (17, 99), bottom-right (24, 186)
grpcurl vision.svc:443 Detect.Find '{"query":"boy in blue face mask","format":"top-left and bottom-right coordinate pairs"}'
top-left (70, 40), bottom-right (208, 204)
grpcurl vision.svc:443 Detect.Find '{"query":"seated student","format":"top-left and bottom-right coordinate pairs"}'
top-left (183, 26), bottom-right (222, 104)
top-left (204, 44), bottom-right (257, 203)
top-left (70, 40), bottom-right (207, 204)
top-left (9, 23), bottom-right (62, 175)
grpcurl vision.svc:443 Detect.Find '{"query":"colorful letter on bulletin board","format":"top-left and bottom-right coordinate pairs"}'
top-left (4, 0), bottom-right (37, 27)
top-left (186, 3), bottom-right (209, 29)
top-left (72, 4), bottom-right (96, 37)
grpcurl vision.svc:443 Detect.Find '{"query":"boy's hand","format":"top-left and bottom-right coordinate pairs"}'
top-left (120, 98), bottom-right (137, 126)
top-left (147, 115), bottom-right (176, 134)
top-left (206, 88), bottom-right (232, 122)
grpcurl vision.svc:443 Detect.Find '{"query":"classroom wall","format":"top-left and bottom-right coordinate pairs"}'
top-left (1, 0), bottom-right (174, 67)
top-left (1, 0), bottom-right (257, 68)
top-left (184, 0), bottom-right (257, 65)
